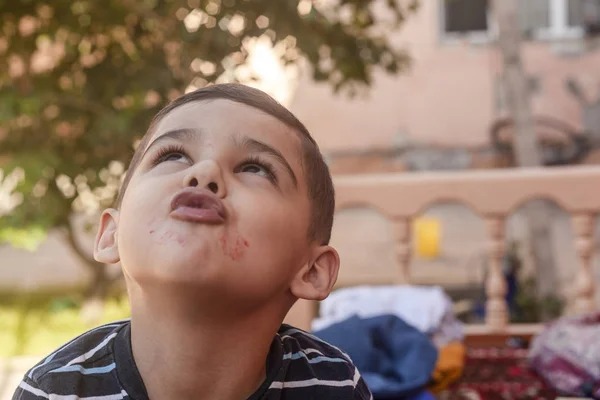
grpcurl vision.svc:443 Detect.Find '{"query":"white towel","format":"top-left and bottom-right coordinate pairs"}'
top-left (312, 285), bottom-right (464, 346)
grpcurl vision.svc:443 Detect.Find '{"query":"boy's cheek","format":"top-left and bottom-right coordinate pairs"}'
top-left (242, 198), bottom-right (307, 233)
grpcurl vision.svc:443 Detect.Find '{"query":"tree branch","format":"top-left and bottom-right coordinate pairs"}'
top-left (63, 219), bottom-right (102, 271)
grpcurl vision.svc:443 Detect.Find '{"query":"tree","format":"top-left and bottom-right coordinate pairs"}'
top-left (491, 0), bottom-right (558, 319)
top-left (0, 0), bottom-right (419, 314)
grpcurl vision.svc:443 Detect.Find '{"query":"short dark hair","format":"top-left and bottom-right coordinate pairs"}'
top-left (115, 83), bottom-right (335, 245)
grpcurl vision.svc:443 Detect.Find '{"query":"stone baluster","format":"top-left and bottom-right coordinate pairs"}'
top-left (485, 216), bottom-right (509, 329)
top-left (394, 217), bottom-right (412, 284)
top-left (571, 213), bottom-right (596, 314)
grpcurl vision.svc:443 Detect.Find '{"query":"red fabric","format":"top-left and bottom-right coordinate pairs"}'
top-left (438, 347), bottom-right (557, 400)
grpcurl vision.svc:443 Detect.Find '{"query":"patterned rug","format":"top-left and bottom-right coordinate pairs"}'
top-left (438, 346), bottom-right (558, 400)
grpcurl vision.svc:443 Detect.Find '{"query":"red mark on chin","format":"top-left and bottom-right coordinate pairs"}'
top-left (149, 230), bottom-right (155, 234)
top-left (219, 234), bottom-right (228, 254)
top-left (219, 233), bottom-right (249, 261)
top-left (229, 236), bottom-right (245, 260)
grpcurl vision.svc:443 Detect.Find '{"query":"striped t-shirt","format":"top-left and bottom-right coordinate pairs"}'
top-left (13, 320), bottom-right (372, 400)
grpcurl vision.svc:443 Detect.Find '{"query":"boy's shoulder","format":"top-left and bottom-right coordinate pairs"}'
top-left (15, 320), bottom-right (129, 399)
top-left (26, 319), bottom-right (128, 381)
top-left (277, 324), bottom-right (353, 361)
top-left (273, 325), bottom-right (372, 399)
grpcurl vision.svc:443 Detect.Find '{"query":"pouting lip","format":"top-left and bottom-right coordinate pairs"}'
top-left (169, 188), bottom-right (226, 219)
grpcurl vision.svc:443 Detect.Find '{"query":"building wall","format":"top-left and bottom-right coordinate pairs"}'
top-left (289, 1), bottom-right (600, 170)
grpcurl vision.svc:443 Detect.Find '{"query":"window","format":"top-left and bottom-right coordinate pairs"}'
top-left (441, 0), bottom-right (600, 41)
top-left (534, 0), bottom-right (600, 39)
top-left (444, 0), bottom-right (489, 33)
top-left (569, 0), bottom-right (600, 33)
top-left (518, 0), bottom-right (550, 38)
top-left (569, 0), bottom-right (600, 25)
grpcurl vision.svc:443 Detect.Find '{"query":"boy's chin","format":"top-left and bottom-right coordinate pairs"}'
top-left (130, 268), bottom-right (225, 295)
top-left (125, 253), bottom-right (224, 284)
top-left (127, 271), bottom-right (275, 310)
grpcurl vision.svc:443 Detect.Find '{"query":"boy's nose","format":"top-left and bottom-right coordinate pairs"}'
top-left (182, 160), bottom-right (226, 198)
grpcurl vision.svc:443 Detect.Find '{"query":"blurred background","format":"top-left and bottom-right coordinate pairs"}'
top-left (2, 0), bottom-right (600, 398)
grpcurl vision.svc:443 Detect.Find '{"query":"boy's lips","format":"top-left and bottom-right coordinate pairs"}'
top-left (169, 188), bottom-right (226, 224)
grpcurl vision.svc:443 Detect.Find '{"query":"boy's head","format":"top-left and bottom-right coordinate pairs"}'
top-left (94, 84), bottom-right (339, 315)
top-left (117, 84), bottom-right (335, 245)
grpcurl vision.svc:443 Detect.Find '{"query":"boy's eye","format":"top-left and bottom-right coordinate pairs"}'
top-left (237, 158), bottom-right (278, 184)
top-left (152, 147), bottom-right (191, 166)
top-left (241, 163), bottom-right (269, 177)
top-left (162, 152), bottom-right (188, 163)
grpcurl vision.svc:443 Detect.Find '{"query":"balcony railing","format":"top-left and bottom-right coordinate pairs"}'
top-left (284, 166), bottom-right (600, 332)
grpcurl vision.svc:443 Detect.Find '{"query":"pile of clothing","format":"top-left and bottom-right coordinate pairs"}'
top-left (312, 285), bottom-right (466, 400)
top-left (529, 311), bottom-right (600, 398)
top-left (311, 286), bottom-right (600, 399)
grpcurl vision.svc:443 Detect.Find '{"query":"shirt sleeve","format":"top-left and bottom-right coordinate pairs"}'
top-left (11, 376), bottom-right (49, 400)
top-left (353, 369), bottom-right (373, 400)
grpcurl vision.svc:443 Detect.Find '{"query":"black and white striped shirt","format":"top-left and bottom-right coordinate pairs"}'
top-left (13, 320), bottom-right (372, 399)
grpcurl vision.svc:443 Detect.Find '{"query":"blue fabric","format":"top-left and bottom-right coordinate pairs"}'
top-left (314, 314), bottom-right (438, 399)
top-left (407, 390), bottom-right (436, 400)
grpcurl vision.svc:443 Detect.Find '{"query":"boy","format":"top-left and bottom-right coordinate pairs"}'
top-left (13, 84), bottom-right (372, 400)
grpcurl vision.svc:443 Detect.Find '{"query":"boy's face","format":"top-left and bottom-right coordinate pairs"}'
top-left (95, 99), bottom-right (335, 310)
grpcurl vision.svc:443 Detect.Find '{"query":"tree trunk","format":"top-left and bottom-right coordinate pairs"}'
top-left (491, 0), bottom-right (558, 319)
top-left (80, 265), bottom-right (115, 324)
top-left (63, 220), bottom-right (121, 323)
top-left (493, 0), bottom-right (541, 167)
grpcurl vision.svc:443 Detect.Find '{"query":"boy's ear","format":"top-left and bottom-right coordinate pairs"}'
top-left (94, 209), bottom-right (120, 264)
top-left (290, 246), bottom-right (340, 301)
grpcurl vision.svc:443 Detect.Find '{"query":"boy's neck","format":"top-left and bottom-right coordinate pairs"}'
top-left (128, 286), bottom-right (287, 400)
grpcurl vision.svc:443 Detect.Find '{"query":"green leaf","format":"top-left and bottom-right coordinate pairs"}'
top-left (0, 226), bottom-right (48, 251)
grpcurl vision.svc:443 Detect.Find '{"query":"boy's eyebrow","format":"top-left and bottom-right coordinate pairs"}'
top-left (141, 128), bottom-right (201, 159)
top-left (235, 135), bottom-right (298, 187)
